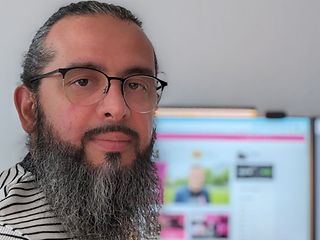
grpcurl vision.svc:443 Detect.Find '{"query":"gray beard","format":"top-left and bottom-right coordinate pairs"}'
top-left (25, 105), bottom-right (161, 240)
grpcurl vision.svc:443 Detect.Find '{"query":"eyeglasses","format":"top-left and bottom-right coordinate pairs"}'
top-left (29, 67), bottom-right (168, 113)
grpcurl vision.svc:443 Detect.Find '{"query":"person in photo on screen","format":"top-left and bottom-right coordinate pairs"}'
top-left (174, 165), bottom-right (210, 204)
top-left (0, 1), bottom-right (168, 239)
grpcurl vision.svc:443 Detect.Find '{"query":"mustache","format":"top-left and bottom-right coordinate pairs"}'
top-left (82, 124), bottom-right (139, 144)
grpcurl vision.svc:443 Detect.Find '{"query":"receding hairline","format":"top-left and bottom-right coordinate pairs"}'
top-left (45, 13), bottom-right (147, 38)
top-left (43, 13), bottom-right (157, 74)
top-left (21, 2), bottom-right (159, 90)
top-left (50, 11), bottom-right (141, 26)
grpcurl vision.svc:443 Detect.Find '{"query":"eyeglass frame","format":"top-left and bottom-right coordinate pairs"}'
top-left (29, 66), bottom-right (168, 113)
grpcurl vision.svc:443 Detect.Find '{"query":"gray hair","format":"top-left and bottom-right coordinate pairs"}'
top-left (21, 1), bottom-right (158, 91)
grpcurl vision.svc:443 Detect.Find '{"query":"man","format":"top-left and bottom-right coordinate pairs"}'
top-left (174, 166), bottom-right (210, 204)
top-left (0, 1), bottom-right (167, 239)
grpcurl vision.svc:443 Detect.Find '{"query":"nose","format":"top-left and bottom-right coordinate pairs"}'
top-left (96, 81), bottom-right (129, 121)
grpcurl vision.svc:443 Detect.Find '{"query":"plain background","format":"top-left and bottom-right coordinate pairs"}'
top-left (0, 0), bottom-right (320, 169)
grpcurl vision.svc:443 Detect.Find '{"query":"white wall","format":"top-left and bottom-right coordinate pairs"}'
top-left (1, 0), bottom-right (320, 169)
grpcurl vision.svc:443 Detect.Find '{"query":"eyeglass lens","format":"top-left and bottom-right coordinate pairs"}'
top-left (62, 68), bottom-right (161, 113)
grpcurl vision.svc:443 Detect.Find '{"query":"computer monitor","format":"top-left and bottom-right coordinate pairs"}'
top-left (155, 108), bottom-right (313, 240)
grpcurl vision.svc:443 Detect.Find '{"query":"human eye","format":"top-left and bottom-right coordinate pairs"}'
top-left (126, 77), bottom-right (149, 92)
top-left (70, 78), bottom-right (90, 87)
top-left (128, 82), bottom-right (146, 91)
top-left (63, 69), bottom-right (104, 96)
top-left (66, 77), bottom-right (94, 88)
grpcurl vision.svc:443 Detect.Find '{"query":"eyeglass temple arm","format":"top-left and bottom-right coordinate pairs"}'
top-left (29, 69), bottom-right (61, 83)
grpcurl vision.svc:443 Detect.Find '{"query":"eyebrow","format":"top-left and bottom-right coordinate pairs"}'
top-left (65, 62), bottom-right (155, 77)
top-left (121, 67), bottom-right (155, 77)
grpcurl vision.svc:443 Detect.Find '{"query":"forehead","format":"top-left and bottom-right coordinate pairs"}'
top-left (190, 167), bottom-right (204, 176)
top-left (43, 14), bottom-right (155, 74)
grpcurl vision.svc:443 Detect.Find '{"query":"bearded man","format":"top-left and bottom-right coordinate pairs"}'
top-left (0, 1), bottom-right (167, 239)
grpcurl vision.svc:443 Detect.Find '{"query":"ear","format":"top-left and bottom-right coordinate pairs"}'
top-left (14, 85), bottom-right (37, 134)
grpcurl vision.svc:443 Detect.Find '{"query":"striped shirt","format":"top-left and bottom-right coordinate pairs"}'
top-left (0, 163), bottom-right (71, 240)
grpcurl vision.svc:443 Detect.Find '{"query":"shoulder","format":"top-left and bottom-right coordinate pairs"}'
top-left (0, 163), bottom-right (44, 219)
top-left (0, 164), bottom-right (70, 239)
top-left (0, 164), bottom-right (34, 239)
top-left (0, 225), bottom-right (28, 239)
top-left (0, 164), bottom-right (34, 200)
top-left (174, 186), bottom-right (190, 201)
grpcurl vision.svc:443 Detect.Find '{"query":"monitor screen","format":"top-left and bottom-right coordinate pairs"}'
top-left (155, 108), bottom-right (313, 240)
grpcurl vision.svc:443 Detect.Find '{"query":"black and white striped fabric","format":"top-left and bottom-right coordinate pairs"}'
top-left (0, 164), bottom-right (71, 240)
